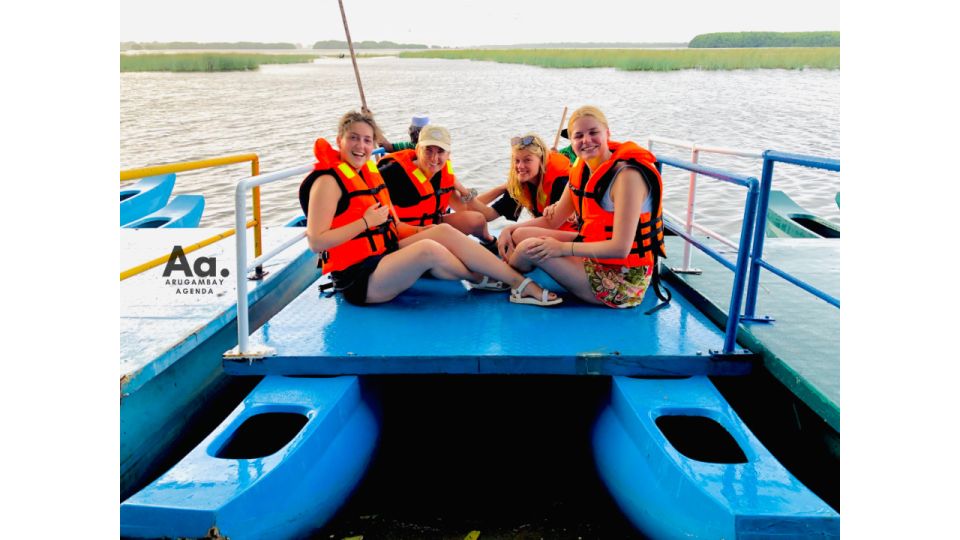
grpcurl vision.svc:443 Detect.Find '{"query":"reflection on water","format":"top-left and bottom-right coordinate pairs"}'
top-left (121, 57), bottom-right (839, 236)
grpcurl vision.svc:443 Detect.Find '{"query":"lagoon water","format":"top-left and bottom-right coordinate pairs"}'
top-left (120, 56), bottom-right (839, 237)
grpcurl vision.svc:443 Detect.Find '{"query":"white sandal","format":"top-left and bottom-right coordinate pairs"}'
top-left (509, 277), bottom-right (563, 306)
top-left (463, 275), bottom-right (511, 292)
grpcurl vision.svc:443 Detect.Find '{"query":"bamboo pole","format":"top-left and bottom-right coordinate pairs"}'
top-left (337, 0), bottom-right (367, 111)
top-left (552, 106), bottom-right (568, 150)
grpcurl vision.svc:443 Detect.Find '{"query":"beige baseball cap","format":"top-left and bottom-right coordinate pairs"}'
top-left (416, 125), bottom-right (451, 152)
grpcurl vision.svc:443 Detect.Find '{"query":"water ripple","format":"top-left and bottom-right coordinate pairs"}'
top-left (121, 58), bottom-right (840, 235)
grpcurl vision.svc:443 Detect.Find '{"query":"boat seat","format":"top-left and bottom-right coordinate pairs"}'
top-left (120, 173), bottom-right (175, 226)
top-left (123, 194), bottom-right (205, 229)
top-left (224, 269), bottom-right (757, 377)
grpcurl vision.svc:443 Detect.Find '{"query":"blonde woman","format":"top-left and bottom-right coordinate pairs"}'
top-left (299, 110), bottom-right (561, 307)
top-left (471, 133), bottom-right (580, 259)
top-left (502, 106), bottom-right (668, 308)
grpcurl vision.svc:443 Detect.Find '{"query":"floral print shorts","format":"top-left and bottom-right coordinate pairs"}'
top-left (583, 260), bottom-right (653, 309)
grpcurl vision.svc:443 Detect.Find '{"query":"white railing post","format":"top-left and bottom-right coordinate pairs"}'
top-left (683, 148), bottom-right (699, 271)
top-left (226, 163), bottom-right (315, 359)
top-left (234, 181), bottom-right (251, 355)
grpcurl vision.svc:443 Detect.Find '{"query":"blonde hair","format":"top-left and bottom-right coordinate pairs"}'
top-left (336, 110), bottom-right (383, 143)
top-left (505, 133), bottom-right (548, 217)
top-left (567, 105), bottom-right (610, 137)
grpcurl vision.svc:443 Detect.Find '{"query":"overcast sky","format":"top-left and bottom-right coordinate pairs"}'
top-left (119, 0), bottom-right (840, 47)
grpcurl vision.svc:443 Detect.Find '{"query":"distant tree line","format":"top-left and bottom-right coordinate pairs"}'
top-left (312, 40), bottom-right (430, 49)
top-left (688, 32), bottom-right (839, 48)
top-left (481, 42), bottom-right (687, 49)
top-left (121, 41), bottom-right (298, 50)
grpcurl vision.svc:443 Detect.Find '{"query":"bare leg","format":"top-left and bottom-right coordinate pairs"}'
top-left (512, 238), bottom-right (602, 305)
top-left (512, 227), bottom-right (578, 243)
top-left (507, 227), bottom-right (578, 272)
top-left (402, 224), bottom-right (558, 301)
top-left (366, 239), bottom-right (479, 304)
top-left (442, 211), bottom-right (494, 242)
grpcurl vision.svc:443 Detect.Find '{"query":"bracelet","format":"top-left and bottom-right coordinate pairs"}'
top-left (569, 242), bottom-right (574, 256)
top-left (362, 217), bottom-right (369, 229)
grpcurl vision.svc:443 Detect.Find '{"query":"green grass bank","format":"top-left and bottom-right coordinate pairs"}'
top-left (120, 53), bottom-right (319, 72)
top-left (399, 48), bottom-right (839, 71)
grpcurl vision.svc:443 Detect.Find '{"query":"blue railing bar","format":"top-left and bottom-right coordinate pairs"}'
top-left (657, 153), bottom-right (759, 354)
top-left (745, 150), bottom-right (840, 317)
top-left (744, 157), bottom-right (776, 317)
top-left (763, 149), bottom-right (840, 172)
top-left (664, 223), bottom-right (738, 273)
top-left (657, 156), bottom-right (755, 189)
top-left (754, 258), bottom-right (840, 308)
top-left (722, 177), bottom-right (760, 353)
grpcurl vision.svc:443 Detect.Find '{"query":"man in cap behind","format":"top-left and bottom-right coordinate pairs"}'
top-left (378, 114), bottom-right (430, 153)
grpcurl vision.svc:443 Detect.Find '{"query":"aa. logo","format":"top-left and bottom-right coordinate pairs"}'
top-left (162, 245), bottom-right (229, 295)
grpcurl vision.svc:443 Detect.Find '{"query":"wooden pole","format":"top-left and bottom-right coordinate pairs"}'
top-left (336, 1), bottom-right (404, 226)
top-left (552, 106), bottom-right (569, 150)
top-left (337, 0), bottom-right (367, 111)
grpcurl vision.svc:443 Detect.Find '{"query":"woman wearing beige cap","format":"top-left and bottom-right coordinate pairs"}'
top-left (378, 124), bottom-right (499, 254)
top-left (299, 110), bottom-right (562, 306)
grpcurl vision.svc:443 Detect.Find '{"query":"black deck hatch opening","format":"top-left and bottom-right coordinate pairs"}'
top-left (655, 415), bottom-right (748, 464)
top-left (216, 412), bottom-right (308, 459)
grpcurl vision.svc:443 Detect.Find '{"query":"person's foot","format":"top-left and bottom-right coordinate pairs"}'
top-left (509, 277), bottom-right (562, 306)
top-left (523, 281), bottom-right (559, 302)
top-left (464, 275), bottom-right (511, 292)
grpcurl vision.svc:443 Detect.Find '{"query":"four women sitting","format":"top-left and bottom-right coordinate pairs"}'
top-left (299, 110), bottom-right (561, 307)
top-left (299, 105), bottom-right (666, 309)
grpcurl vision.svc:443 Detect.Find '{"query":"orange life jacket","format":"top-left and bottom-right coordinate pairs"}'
top-left (528, 151), bottom-right (576, 232)
top-left (568, 141), bottom-right (666, 268)
top-left (379, 149), bottom-right (456, 226)
top-left (533, 151), bottom-right (571, 215)
top-left (300, 138), bottom-right (399, 274)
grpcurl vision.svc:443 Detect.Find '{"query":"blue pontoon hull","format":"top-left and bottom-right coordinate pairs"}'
top-left (122, 194), bottom-right (205, 228)
top-left (120, 228), bottom-right (323, 499)
top-left (120, 173), bottom-right (175, 226)
top-left (121, 376), bottom-right (379, 540)
top-left (593, 376), bottom-right (838, 539)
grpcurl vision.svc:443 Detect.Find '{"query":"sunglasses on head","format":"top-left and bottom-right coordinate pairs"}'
top-left (511, 135), bottom-right (537, 147)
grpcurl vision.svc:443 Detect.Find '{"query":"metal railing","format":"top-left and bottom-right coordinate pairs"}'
top-left (647, 136), bottom-right (762, 272)
top-left (231, 163), bottom-right (314, 357)
top-left (654, 156), bottom-right (760, 354)
top-left (120, 154), bottom-right (265, 281)
top-left (743, 150), bottom-right (841, 317)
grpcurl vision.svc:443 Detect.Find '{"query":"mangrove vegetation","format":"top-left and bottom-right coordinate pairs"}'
top-left (399, 48), bottom-right (840, 71)
top-left (312, 40), bottom-right (430, 49)
top-left (120, 53), bottom-right (319, 72)
top-left (689, 32), bottom-right (840, 48)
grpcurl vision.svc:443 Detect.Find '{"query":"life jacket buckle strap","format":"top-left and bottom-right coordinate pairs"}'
top-left (318, 280), bottom-right (337, 298)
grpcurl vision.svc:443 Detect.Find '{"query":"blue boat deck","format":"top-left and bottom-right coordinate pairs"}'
top-left (120, 227), bottom-right (318, 396)
top-left (663, 236), bottom-right (840, 431)
top-left (223, 268), bottom-right (757, 377)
